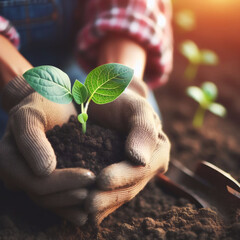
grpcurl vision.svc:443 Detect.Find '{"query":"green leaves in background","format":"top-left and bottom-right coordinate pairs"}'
top-left (201, 50), bottom-right (219, 65)
top-left (180, 40), bottom-right (201, 64)
top-left (187, 82), bottom-right (226, 117)
top-left (201, 82), bottom-right (217, 102)
top-left (175, 9), bottom-right (196, 31)
top-left (180, 40), bottom-right (219, 65)
top-left (180, 41), bottom-right (219, 81)
top-left (176, 8), bottom-right (224, 127)
top-left (72, 80), bottom-right (89, 104)
top-left (186, 86), bottom-right (205, 103)
top-left (208, 103), bottom-right (227, 117)
top-left (85, 63), bottom-right (134, 104)
top-left (23, 65), bottom-right (73, 104)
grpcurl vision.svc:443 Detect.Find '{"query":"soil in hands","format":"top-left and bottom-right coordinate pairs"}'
top-left (46, 115), bottom-right (126, 175)
top-left (0, 108), bottom-right (239, 240)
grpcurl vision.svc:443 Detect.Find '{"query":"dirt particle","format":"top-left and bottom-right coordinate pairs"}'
top-left (150, 227), bottom-right (166, 239)
top-left (104, 139), bottom-right (112, 151)
top-left (142, 217), bottom-right (156, 229)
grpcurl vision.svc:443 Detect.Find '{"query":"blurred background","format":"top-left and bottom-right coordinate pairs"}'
top-left (156, 0), bottom-right (240, 124)
top-left (154, 0), bottom-right (240, 176)
top-left (173, 0), bottom-right (240, 51)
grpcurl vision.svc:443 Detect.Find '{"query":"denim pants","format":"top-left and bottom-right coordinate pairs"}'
top-left (0, 0), bottom-right (160, 138)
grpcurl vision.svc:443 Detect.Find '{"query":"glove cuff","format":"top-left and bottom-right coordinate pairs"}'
top-left (128, 77), bottom-right (149, 99)
top-left (1, 76), bottom-right (34, 112)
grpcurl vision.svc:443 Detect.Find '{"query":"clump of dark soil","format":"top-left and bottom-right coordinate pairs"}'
top-left (46, 116), bottom-right (126, 175)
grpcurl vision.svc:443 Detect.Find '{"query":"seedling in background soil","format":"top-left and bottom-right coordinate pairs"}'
top-left (187, 82), bottom-right (227, 127)
top-left (23, 63), bottom-right (134, 133)
top-left (180, 40), bottom-right (219, 81)
top-left (175, 9), bottom-right (196, 31)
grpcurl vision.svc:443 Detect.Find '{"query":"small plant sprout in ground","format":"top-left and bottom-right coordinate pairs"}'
top-left (187, 82), bottom-right (227, 128)
top-left (175, 9), bottom-right (196, 31)
top-left (23, 63), bottom-right (134, 133)
top-left (180, 40), bottom-right (219, 81)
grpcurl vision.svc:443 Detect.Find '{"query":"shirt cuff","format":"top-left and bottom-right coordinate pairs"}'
top-left (76, 0), bottom-right (173, 89)
top-left (0, 16), bottom-right (20, 49)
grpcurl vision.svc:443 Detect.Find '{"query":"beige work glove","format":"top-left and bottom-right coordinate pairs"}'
top-left (0, 76), bottom-right (95, 225)
top-left (68, 80), bottom-right (171, 225)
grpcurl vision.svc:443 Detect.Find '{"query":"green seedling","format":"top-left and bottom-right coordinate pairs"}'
top-left (180, 40), bottom-right (219, 81)
top-left (23, 63), bottom-right (134, 133)
top-left (175, 9), bottom-right (196, 31)
top-left (187, 82), bottom-right (227, 127)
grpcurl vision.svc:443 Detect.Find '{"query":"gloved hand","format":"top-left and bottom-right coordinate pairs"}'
top-left (71, 79), bottom-right (170, 225)
top-left (0, 76), bottom-right (95, 225)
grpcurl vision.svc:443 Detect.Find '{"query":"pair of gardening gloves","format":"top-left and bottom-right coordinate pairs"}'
top-left (0, 76), bottom-right (170, 226)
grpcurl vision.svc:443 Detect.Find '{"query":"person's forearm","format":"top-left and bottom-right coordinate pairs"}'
top-left (98, 34), bottom-right (146, 80)
top-left (98, 33), bottom-right (148, 97)
top-left (0, 35), bottom-right (32, 89)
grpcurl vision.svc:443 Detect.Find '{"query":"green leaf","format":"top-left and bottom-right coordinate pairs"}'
top-left (23, 65), bottom-right (73, 104)
top-left (180, 40), bottom-right (201, 64)
top-left (201, 82), bottom-right (218, 102)
top-left (175, 9), bottom-right (196, 31)
top-left (72, 80), bottom-right (89, 104)
top-left (200, 50), bottom-right (219, 65)
top-left (85, 63), bottom-right (134, 104)
top-left (208, 103), bottom-right (227, 117)
top-left (78, 113), bottom-right (88, 124)
top-left (186, 86), bottom-right (205, 103)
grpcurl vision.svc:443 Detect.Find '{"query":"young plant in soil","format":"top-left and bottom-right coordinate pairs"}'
top-left (23, 63), bottom-right (134, 133)
top-left (180, 40), bottom-right (219, 81)
top-left (187, 82), bottom-right (227, 127)
top-left (175, 9), bottom-right (196, 31)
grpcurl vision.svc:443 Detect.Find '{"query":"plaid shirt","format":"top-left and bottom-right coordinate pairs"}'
top-left (0, 0), bottom-right (173, 89)
top-left (0, 16), bottom-right (19, 48)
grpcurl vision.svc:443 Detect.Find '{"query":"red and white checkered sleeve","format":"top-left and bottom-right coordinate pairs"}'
top-left (77, 0), bottom-right (173, 89)
top-left (0, 16), bottom-right (20, 49)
